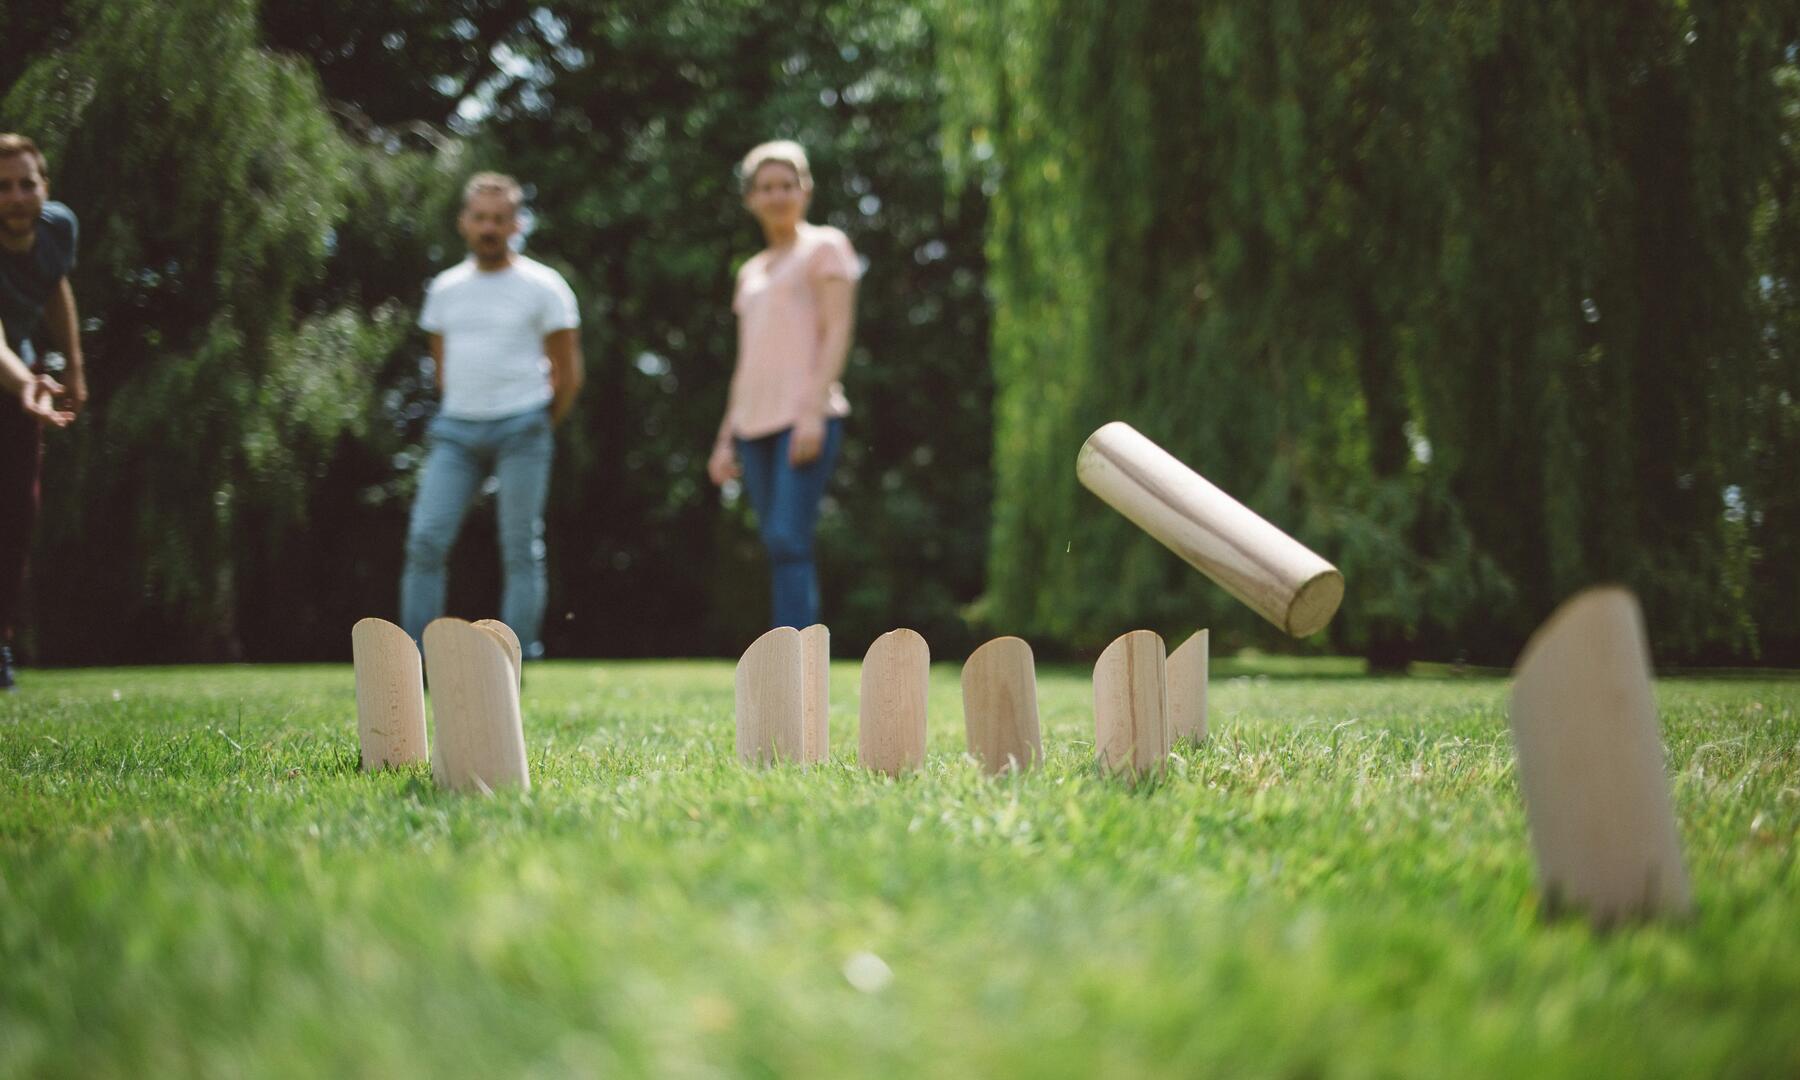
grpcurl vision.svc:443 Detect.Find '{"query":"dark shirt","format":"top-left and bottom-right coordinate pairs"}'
top-left (0, 201), bottom-right (78, 366)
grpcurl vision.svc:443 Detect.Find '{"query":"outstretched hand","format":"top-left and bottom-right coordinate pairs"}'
top-left (788, 414), bottom-right (825, 467)
top-left (707, 441), bottom-right (740, 486)
top-left (20, 374), bottom-right (75, 428)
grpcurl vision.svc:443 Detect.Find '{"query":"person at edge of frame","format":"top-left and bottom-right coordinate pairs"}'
top-left (706, 140), bottom-right (862, 630)
top-left (398, 171), bottom-right (583, 660)
top-left (0, 132), bottom-right (85, 693)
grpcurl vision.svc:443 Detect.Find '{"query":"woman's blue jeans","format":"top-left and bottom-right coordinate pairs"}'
top-left (401, 407), bottom-right (554, 655)
top-left (736, 419), bottom-right (843, 629)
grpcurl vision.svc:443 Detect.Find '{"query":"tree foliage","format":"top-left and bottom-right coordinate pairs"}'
top-left (1, 0), bottom-right (1792, 665)
top-left (2, 0), bottom-right (457, 659)
top-left (936, 1), bottom-right (1799, 663)
top-left (2, 0), bottom-right (989, 661)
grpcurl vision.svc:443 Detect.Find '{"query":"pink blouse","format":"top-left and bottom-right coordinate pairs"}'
top-left (728, 222), bottom-right (862, 439)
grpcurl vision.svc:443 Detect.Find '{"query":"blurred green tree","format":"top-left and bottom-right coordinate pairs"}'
top-left (2, 0), bottom-right (456, 660)
top-left (1744, 45), bottom-right (1800, 661)
top-left (937, 0), bottom-right (1798, 664)
top-left (3, 0), bottom-right (991, 661)
top-left (4, 0), bottom-right (1791, 665)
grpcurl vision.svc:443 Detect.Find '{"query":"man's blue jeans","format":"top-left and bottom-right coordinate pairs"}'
top-left (736, 419), bottom-right (843, 629)
top-left (401, 407), bottom-right (554, 655)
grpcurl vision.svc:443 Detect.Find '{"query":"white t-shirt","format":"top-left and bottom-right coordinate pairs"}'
top-left (418, 255), bottom-right (581, 420)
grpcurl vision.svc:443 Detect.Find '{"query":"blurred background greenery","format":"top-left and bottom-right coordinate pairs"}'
top-left (1, 0), bottom-right (1795, 667)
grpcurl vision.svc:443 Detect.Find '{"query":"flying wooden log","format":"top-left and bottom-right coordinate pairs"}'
top-left (1077, 421), bottom-right (1343, 637)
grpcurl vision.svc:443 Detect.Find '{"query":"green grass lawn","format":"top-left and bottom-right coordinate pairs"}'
top-left (1, 658), bottom-right (1797, 1077)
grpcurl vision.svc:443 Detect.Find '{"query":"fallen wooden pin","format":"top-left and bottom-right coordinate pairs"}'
top-left (1167, 629), bottom-right (1209, 744)
top-left (734, 625), bottom-right (829, 765)
top-left (1509, 586), bottom-right (1692, 924)
top-left (1077, 421), bottom-right (1343, 637)
top-left (860, 629), bottom-right (929, 776)
top-left (961, 636), bottom-right (1041, 774)
top-left (422, 617), bottom-right (530, 794)
top-left (1093, 629), bottom-right (1171, 780)
top-left (351, 617), bottom-right (428, 770)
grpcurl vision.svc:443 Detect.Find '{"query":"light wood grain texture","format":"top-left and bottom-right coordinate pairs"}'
top-left (422, 617), bottom-right (530, 794)
top-left (1167, 629), bottom-right (1209, 743)
top-left (961, 636), bottom-right (1041, 774)
top-left (351, 617), bottom-right (428, 770)
top-left (735, 627), bottom-right (804, 765)
top-left (474, 619), bottom-right (522, 688)
top-left (1077, 421), bottom-right (1343, 637)
top-left (1093, 629), bottom-right (1170, 778)
top-left (1509, 586), bottom-right (1692, 923)
top-left (800, 624), bottom-right (830, 764)
top-left (859, 629), bottom-right (929, 776)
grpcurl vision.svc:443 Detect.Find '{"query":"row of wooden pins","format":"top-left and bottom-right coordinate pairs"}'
top-left (352, 616), bottom-right (529, 794)
top-left (735, 625), bottom-right (1210, 779)
top-left (351, 589), bottom-right (1684, 925)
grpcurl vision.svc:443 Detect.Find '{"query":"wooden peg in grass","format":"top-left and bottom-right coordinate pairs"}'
top-left (1509, 586), bottom-right (1692, 924)
top-left (1093, 629), bottom-right (1170, 779)
top-left (735, 627), bottom-right (804, 765)
top-left (960, 636), bottom-right (1041, 774)
top-left (351, 617), bottom-right (428, 771)
top-left (1167, 629), bottom-right (1209, 744)
top-left (422, 617), bottom-right (530, 794)
top-left (800, 624), bottom-right (830, 764)
top-left (474, 619), bottom-right (522, 688)
top-left (859, 629), bottom-right (929, 776)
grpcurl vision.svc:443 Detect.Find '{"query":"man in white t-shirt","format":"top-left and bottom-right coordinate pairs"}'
top-left (400, 171), bottom-right (583, 658)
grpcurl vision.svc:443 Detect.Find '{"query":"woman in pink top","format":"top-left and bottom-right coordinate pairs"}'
top-left (708, 140), bottom-right (861, 629)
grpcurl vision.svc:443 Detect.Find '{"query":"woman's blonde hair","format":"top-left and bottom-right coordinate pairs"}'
top-left (739, 140), bottom-right (812, 194)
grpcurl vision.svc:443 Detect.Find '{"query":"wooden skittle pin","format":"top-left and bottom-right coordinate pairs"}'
top-left (1167, 629), bottom-right (1209, 744)
top-left (351, 617), bottom-right (428, 770)
top-left (422, 617), bottom-right (530, 794)
top-left (1093, 629), bottom-right (1170, 779)
top-left (735, 627), bottom-right (804, 765)
top-left (800, 624), bottom-right (830, 764)
top-left (474, 619), bottom-right (522, 689)
top-left (961, 636), bottom-right (1041, 774)
top-left (859, 629), bottom-right (929, 776)
top-left (1509, 586), bottom-right (1692, 923)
